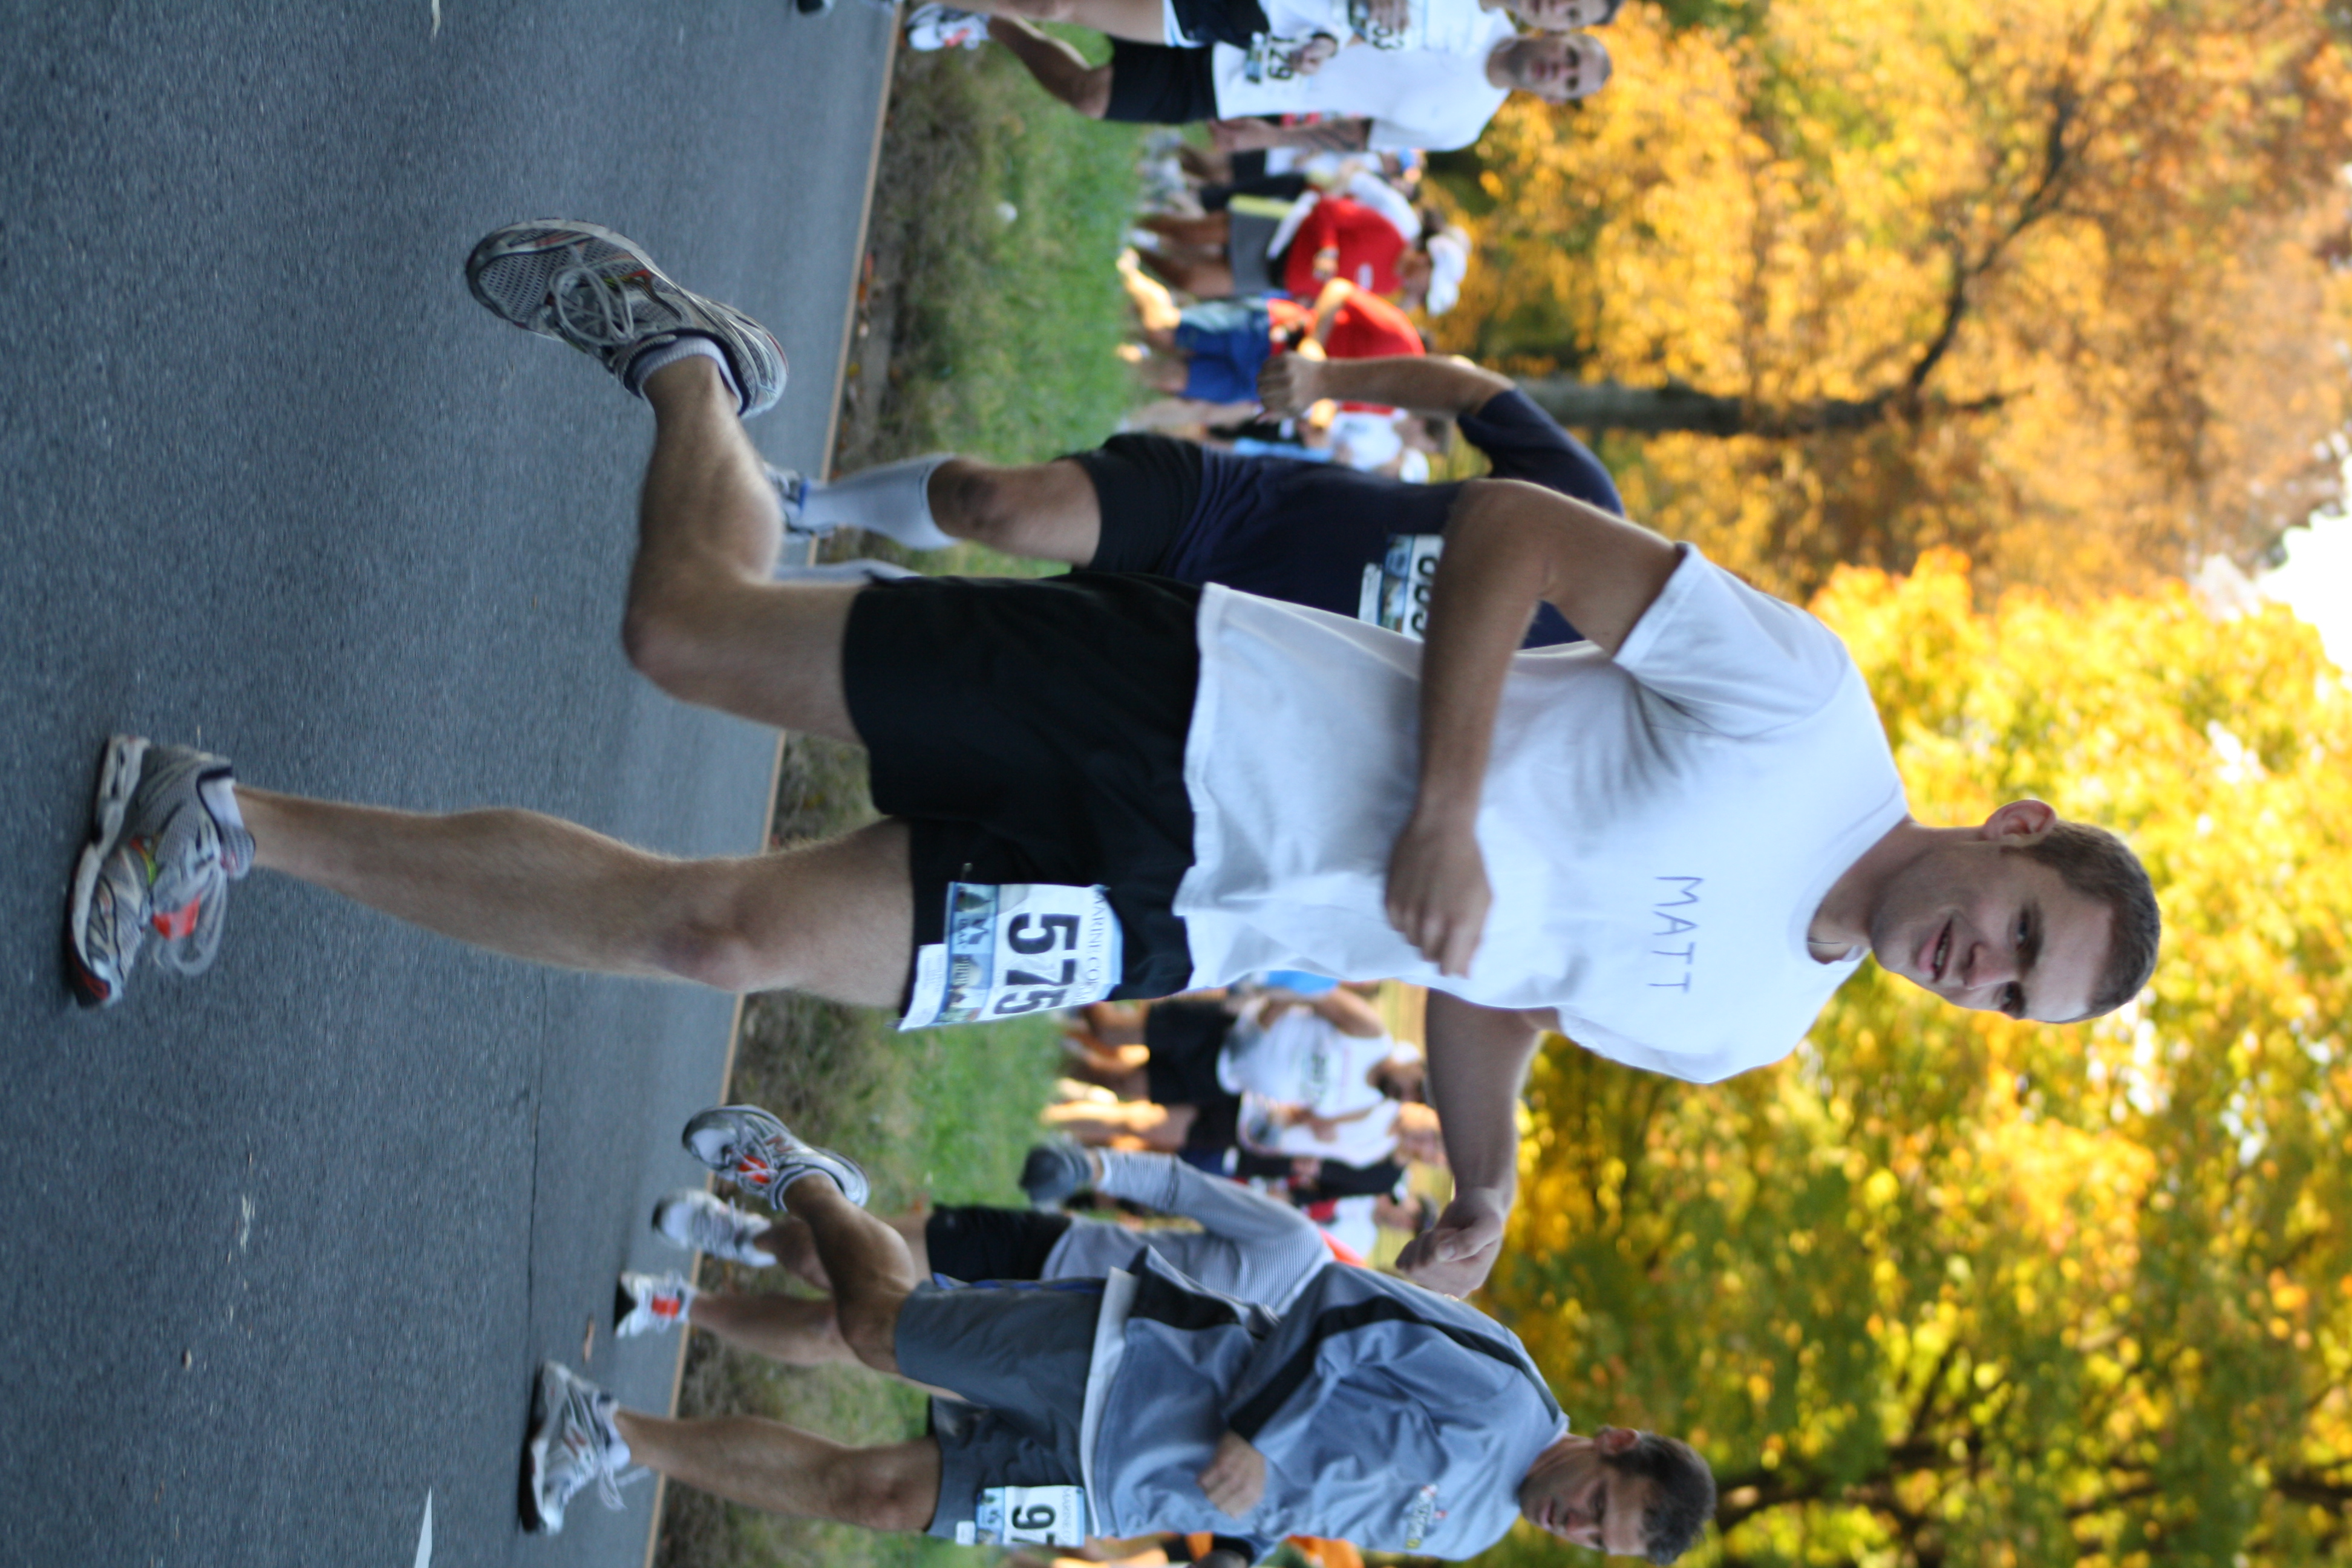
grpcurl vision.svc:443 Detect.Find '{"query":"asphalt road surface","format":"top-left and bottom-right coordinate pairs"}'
top-left (1, 3), bottom-right (892, 1563)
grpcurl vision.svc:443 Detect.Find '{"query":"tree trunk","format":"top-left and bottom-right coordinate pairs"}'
top-left (1517, 377), bottom-right (1895, 437)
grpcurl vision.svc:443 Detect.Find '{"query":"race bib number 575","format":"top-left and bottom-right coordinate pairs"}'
top-left (899, 883), bottom-right (1125, 1031)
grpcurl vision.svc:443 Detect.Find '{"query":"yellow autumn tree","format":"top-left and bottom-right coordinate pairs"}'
top-left (1478, 554), bottom-right (2352, 1567)
top-left (1433, 0), bottom-right (2352, 601)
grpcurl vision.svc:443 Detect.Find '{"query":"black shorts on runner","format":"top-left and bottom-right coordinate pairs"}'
top-left (1073, 434), bottom-right (1205, 575)
top-left (1169, 0), bottom-right (1271, 46)
top-left (898, 1281), bottom-right (1100, 1539)
top-left (1073, 390), bottom-right (1620, 646)
top-left (924, 1205), bottom-right (1076, 1284)
top-left (1104, 39), bottom-right (1221, 124)
top-left (1142, 998), bottom-right (1236, 1106)
top-left (840, 571), bottom-right (1203, 1004)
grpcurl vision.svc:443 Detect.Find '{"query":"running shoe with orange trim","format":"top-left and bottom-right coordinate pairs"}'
top-left (522, 1361), bottom-right (631, 1535)
top-left (464, 220), bottom-right (787, 416)
top-left (65, 736), bottom-right (255, 1008)
top-left (615, 1270), bottom-right (696, 1338)
top-left (680, 1105), bottom-right (870, 1208)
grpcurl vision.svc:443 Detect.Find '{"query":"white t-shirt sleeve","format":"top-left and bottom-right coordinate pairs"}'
top-left (1611, 546), bottom-right (1861, 736)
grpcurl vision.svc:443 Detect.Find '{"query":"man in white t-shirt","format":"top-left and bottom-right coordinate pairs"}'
top-left (960, 10), bottom-right (1608, 151)
top-left (73, 222), bottom-right (2161, 1301)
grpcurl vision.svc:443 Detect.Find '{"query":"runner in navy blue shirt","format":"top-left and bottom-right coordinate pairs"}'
top-left (777, 354), bottom-right (1612, 647)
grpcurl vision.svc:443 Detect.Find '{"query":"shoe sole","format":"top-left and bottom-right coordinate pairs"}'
top-left (520, 1362), bottom-right (562, 1534)
top-left (64, 734), bottom-right (151, 1008)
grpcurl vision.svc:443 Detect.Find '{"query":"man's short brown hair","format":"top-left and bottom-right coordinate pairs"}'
top-left (2016, 819), bottom-right (2161, 1016)
top-left (1602, 1432), bottom-right (1716, 1564)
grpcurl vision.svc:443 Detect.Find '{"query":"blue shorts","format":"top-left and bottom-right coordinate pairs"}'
top-left (1174, 299), bottom-right (1272, 405)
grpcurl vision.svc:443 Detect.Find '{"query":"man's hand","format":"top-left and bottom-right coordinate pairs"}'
top-left (1197, 1430), bottom-right (1268, 1517)
top-left (1394, 1185), bottom-right (1508, 1296)
top-left (1256, 353), bottom-right (1329, 416)
top-left (1384, 808), bottom-right (1492, 976)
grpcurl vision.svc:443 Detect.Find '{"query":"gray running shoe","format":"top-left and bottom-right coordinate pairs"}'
top-left (522, 1361), bottom-right (630, 1535)
top-left (614, 1271), bottom-right (695, 1338)
top-left (465, 220), bottom-right (788, 416)
top-left (66, 736), bottom-right (255, 1008)
top-left (1020, 1139), bottom-right (1096, 1208)
top-left (681, 1105), bottom-right (870, 1208)
top-left (652, 1188), bottom-right (779, 1266)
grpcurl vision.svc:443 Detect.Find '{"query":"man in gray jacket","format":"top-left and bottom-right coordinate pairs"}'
top-left (524, 1114), bottom-right (1714, 1562)
top-left (609, 1113), bottom-right (1339, 1362)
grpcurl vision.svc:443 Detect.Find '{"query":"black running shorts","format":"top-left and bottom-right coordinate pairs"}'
top-left (1170, 0), bottom-right (1271, 45)
top-left (1104, 40), bottom-right (1223, 124)
top-left (1071, 433), bottom-right (1205, 574)
top-left (924, 1205), bottom-right (1077, 1284)
top-left (840, 572), bottom-right (1203, 1004)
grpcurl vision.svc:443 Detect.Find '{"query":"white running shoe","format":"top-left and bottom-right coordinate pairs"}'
top-left (615, 1271), bottom-right (696, 1338)
top-left (652, 1189), bottom-right (779, 1266)
top-left (906, 4), bottom-right (988, 50)
top-left (522, 1361), bottom-right (631, 1535)
top-left (65, 736), bottom-right (255, 1008)
top-left (465, 220), bottom-right (788, 416)
top-left (680, 1105), bottom-right (871, 1207)
top-left (766, 463), bottom-right (818, 532)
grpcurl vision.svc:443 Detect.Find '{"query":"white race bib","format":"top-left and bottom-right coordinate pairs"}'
top-left (955, 1484), bottom-right (1091, 1547)
top-left (899, 883), bottom-right (1124, 1031)
top-left (1357, 532), bottom-right (1443, 639)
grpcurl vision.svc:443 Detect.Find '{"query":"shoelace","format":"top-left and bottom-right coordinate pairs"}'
top-left (549, 257), bottom-right (659, 351)
top-left (692, 1202), bottom-right (758, 1254)
top-left (561, 1385), bottom-right (631, 1514)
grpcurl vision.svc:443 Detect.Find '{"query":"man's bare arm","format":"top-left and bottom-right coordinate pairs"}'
top-left (1260, 351), bottom-right (1512, 420)
top-left (1393, 991), bottom-right (1555, 1296)
top-left (1306, 982), bottom-right (1387, 1037)
top-left (1387, 480), bottom-right (1682, 975)
top-left (1210, 116), bottom-right (1373, 152)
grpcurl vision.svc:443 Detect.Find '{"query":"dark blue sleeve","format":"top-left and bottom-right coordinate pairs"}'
top-left (1449, 387), bottom-right (1610, 647)
top-left (1458, 387), bottom-right (1623, 517)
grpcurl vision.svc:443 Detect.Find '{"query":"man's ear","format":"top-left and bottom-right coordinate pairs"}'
top-left (1597, 1426), bottom-right (1640, 1455)
top-left (1979, 799), bottom-right (2057, 843)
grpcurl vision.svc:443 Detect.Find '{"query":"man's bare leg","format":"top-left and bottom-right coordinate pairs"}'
top-left (924, 457), bottom-right (1104, 563)
top-left (685, 1290), bottom-right (860, 1364)
top-left (613, 1411), bottom-right (942, 1526)
top-left (621, 358), bottom-right (867, 734)
top-left (1140, 212), bottom-right (1233, 248)
top-left (775, 1171), bottom-right (924, 1374)
top-left (752, 1211), bottom-right (932, 1293)
top-left (987, 16), bottom-right (1113, 117)
top-left (1042, 1099), bottom-right (1195, 1151)
top-left (955, 0), bottom-right (1165, 39)
top-left (238, 795), bottom-right (913, 1001)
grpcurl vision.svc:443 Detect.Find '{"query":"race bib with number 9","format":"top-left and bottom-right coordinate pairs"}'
top-left (899, 882), bottom-right (1125, 1030)
top-left (955, 1483), bottom-right (1092, 1547)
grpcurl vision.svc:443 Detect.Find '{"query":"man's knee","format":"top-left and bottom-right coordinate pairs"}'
top-left (1072, 64), bottom-right (1114, 118)
top-left (619, 596), bottom-right (716, 704)
top-left (834, 1443), bottom-right (940, 1532)
top-left (930, 459), bottom-right (1089, 552)
top-left (835, 1287), bottom-right (909, 1374)
top-left (644, 877), bottom-right (786, 993)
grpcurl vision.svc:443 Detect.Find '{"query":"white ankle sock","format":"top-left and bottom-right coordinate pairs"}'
top-left (797, 454), bottom-right (959, 551)
top-left (626, 334), bottom-right (742, 411)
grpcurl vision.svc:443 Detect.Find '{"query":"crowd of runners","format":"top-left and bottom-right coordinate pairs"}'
top-left (62, 2), bottom-right (2166, 1550)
